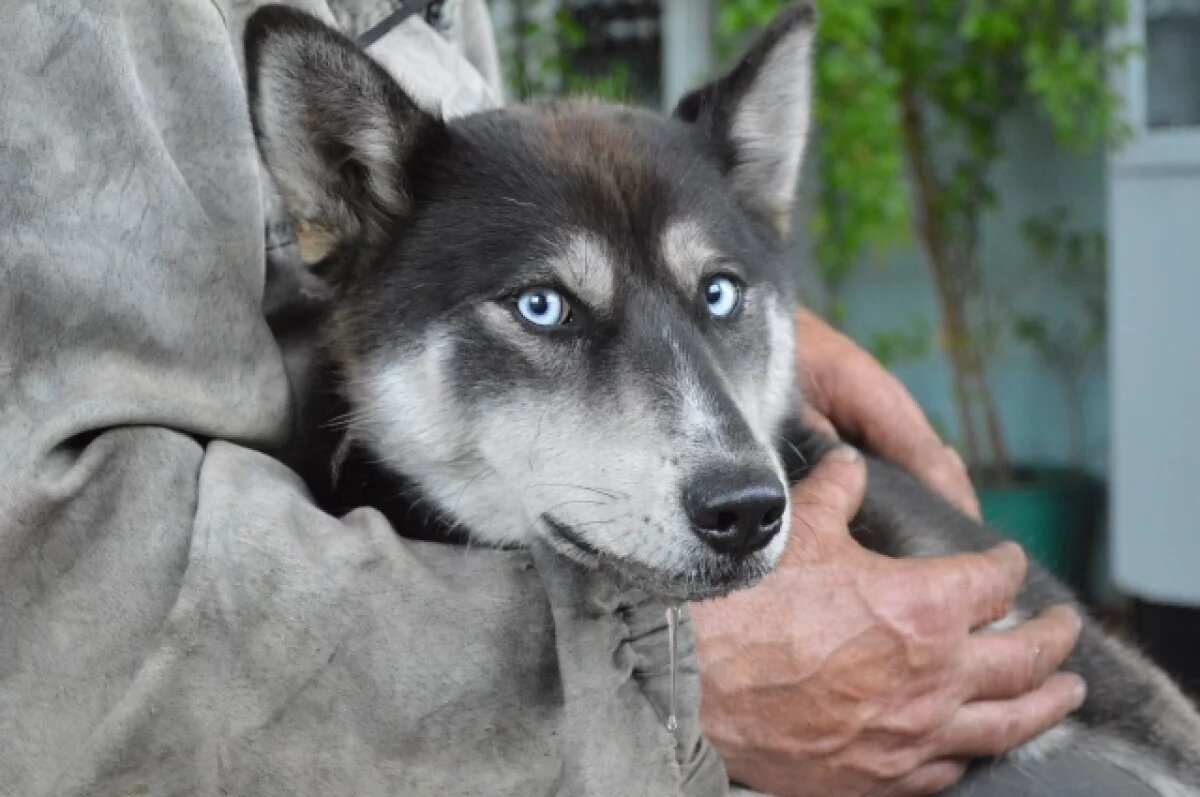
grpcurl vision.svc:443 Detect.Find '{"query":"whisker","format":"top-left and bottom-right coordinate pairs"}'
top-left (524, 482), bottom-right (628, 500)
top-left (529, 403), bottom-right (555, 471)
top-left (502, 196), bottom-right (537, 210)
top-left (451, 465), bottom-right (496, 515)
top-left (778, 435), bottom-right (808, 470)
top-left (541, 498), bottom-right (615, 514)
top-left (566, 516), bottom-right (627, 529)
top-left (321, 409), bottom-right (369, 432)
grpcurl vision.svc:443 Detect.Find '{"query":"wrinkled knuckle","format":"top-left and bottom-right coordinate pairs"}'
top-left (891, 749), bottom-right (925, 780)
top-left (977, 728), bottom-right (1007, 758)
top-left (903, 589), bottom-right (955, 640)
top-left (986, 567), bottom-right (1017, 605)
top-left (1000, 712), bottom-right (1026, 752)
top-left (878, 709), bottom-right (930, 741)
top-left (911, 434), bottom-right (947, 469)
top-left (905, 698), bottom-right (955, 739)
top-left (1009, 543), bottom-right (1030, 572)
top-left (1002, 650), bottom-right (1035, 695)
top-left (860, 749), bottom-right (920, 782)
top-left (925, 700), bottom-right (960, 736)
top-left (879, 368), bottom-right (910, 401)
top-left (922, 462), bottom-right (957, 495)
top-left (943, 566), bottom-right (977, 607)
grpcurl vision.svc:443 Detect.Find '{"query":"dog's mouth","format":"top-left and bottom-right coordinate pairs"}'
top-left (541, 514), bottom-right (777, 601)
top-left (543, 516), bottom-right (604, 558)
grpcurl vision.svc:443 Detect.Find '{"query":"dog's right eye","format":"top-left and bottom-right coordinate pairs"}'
top-left (515, 287), bottom-right (572, 327)
top-left (703, 274), bottom-right (743, 319)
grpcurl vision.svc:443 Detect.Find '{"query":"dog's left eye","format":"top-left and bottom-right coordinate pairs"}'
top-left (516, 287), bottom-right (571, 327)
top-left (703, 275), bottom-right (742, 318)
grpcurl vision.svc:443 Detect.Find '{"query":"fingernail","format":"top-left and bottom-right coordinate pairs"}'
top-left (1056, 604), bottom-right (1084, 634)
top-left (992, 541), bottom-right (1024, 562)
top-left (1073, 678), bottom-right (1088, 707)
top-left (827, 445), bottom-right (861, 464)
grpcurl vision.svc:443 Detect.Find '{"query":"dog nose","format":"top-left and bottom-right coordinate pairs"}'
top-left (684, 469), bottom-right (787, 556)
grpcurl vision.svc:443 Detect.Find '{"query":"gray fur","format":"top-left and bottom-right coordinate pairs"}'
top-left (246, 6), bottom-right (440, 261)
top-left (246, 3), bottom-right (1200, 793)
top-left (247, 5), bottom-right (803, 601)
top-left (673, 3), bottom-right (815, 231)
top-left (807, 436), bottom-right (1200, 795)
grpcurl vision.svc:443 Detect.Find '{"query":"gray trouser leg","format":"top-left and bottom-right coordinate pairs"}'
top-left (943, 752), bottom-right (1161, 796)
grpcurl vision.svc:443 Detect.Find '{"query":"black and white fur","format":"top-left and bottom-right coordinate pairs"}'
top-left (245, 4), bottom-right (1200, 793)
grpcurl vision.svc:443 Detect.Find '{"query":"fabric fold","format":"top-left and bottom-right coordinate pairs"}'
top-left (531, 542), bottom-right (730, 797)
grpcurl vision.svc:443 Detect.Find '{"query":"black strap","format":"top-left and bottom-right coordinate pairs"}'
top-left (357, 0), bottom-right (444, 48)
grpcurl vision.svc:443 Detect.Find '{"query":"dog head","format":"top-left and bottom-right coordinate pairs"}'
top-left (246, 3), bottom-right (814, 600)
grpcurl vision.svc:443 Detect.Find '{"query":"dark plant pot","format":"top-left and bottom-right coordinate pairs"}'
top-left (975, 466), bottom-right (1102, 597)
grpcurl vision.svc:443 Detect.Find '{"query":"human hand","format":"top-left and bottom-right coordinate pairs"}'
top-left (796, 308), bottom-right (981, 520)
top-left (692, 449), bottom-right (1085, 796)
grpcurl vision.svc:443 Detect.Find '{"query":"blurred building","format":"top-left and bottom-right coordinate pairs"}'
top-left (1109, 0), bottom-right (1200, 693)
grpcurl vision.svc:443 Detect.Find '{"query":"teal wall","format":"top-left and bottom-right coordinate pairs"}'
top-left (792, 108), bottom-right (1111, 476)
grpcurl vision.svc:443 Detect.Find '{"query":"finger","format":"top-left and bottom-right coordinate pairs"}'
top-left (788, 445), bottom-right (867, 529)
top-left (961, 605), bottom-right (1083, 700)
top-left (886, 759), bottom-right (968, 797)
top-left (920, 543), bottom-right (1028, 629)
top-left (905, 441), bottom-right (981, 521)
top-left (803, 405), bottom-right (839, 441)
top-left (794, 310), bottom-right (981, 519)
top-left (932, 672), bottom-right (1087, 759)
top-left (844, 401), bottom-right (977, 522)
top-left (794, 307), bottom-right (842, 408)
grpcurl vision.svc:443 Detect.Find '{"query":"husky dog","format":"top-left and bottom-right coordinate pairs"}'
top-left (245, 3), bottom-right (1200, 793)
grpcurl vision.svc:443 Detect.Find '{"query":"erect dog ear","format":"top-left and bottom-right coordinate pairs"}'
top-left (674, 3), bottom-right (815, 235)
top-left (245, 5), bottom-right (441, 264)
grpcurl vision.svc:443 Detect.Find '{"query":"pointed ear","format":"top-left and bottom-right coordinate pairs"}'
top-left (245, 6), bottom-right (441, 263)
top-left (674, 3), bottom-right (815, 234)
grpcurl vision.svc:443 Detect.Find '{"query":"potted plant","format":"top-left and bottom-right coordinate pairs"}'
top-left (971, 209), bottom-right (1108, 592)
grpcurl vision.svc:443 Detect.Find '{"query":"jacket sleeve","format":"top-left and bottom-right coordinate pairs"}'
top-left (0, 2), bottom-right (522, 794)
top-left (0, 4), bottom-right (731, 797)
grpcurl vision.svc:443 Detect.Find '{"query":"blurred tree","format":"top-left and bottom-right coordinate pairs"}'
top-left (1014, 207), bottom-right (1107, 469)
top-left (719, 0), bottom-right (1132, 474)
top-left (504, 1), bottom-right (635, 102)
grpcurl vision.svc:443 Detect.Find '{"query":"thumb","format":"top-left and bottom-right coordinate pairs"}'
top-left (788, 444), bottom-right (867, 535)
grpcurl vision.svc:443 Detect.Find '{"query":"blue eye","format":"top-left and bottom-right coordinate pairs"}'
top-left (516, 287), bottom-right (570, 327)
top-left (704, 275), bottom-right (742, 318)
